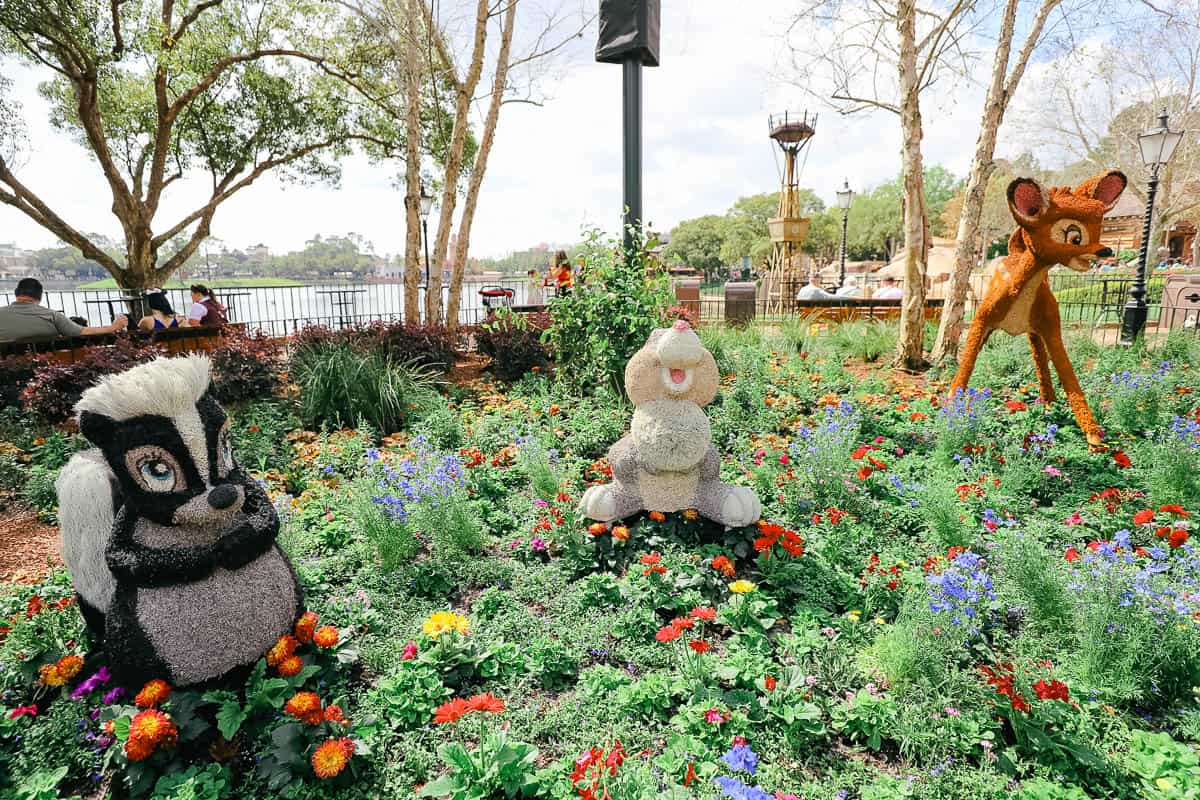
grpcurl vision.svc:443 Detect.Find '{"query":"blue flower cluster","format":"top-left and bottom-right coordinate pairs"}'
top-left (714, 744), bottom-right (770, 800)
top-left (1109, 361), bottom-right (1171, 391)
top-left (926, 549), bottom-right (995, 636)
top-left (720, 744), bottom-right (758, 775)
top-left (938, 387), bottom-right (992, 432)
top-left (370, 437), bottom-right (467, 522)
top-left (1067, 536), bottom-right (1200, 622)
top-left (1023, 423), bottom-right (1059, 455)
top-left (791, 400), bottom-right (862, 457)
top-left (1167, 415), bottom-right (1200, 449)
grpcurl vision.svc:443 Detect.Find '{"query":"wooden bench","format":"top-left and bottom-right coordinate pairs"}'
top-left (0, 324), bottom-right (239, 363)
top-left (790, 297), bottom-right (944, 323)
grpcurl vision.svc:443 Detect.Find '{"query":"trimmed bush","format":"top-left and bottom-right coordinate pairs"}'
top-left (22, 339), bottom-right (163, 423)
top-left (209, 330), bottom-right (282, 403)
top-left (477, 311), bottom-right (551, 381)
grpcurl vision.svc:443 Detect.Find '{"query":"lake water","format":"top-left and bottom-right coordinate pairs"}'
top-left (2, 279), bottom-right (539, 334)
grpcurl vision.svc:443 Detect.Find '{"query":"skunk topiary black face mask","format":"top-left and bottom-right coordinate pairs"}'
top-left (56, 355), bottom-right (302, 687)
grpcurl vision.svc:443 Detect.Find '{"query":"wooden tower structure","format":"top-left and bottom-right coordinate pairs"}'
top-left (762, 111), bottom-right (817, 313)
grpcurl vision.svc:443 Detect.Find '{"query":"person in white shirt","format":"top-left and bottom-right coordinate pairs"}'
top-left (835, 277), bottom-right (862, 297)
top-left (874, 276), bottom-right (903, 299)
top-left (796, 275), bottom-right (835, 300)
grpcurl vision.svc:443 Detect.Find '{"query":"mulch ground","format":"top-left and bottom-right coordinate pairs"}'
top-left (0, 508), bottom-right (61, 584)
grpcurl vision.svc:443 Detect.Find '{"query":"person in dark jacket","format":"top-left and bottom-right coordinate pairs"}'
top-left (186, 284), bottom-right (226, 327)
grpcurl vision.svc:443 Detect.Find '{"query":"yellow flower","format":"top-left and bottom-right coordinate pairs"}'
top-left (873, 617), bottom-right (886, 625)
top-left (682, 509), bottom-right (699, 521)
top-left (729, 580), bottom-right (757, 594)
top-left (847, 610), bottom-right (862, 622)
top-left (423, 611), bottom-right (470, 640)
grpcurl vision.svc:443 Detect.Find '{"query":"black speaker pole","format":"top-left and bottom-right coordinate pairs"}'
top-left (622, 56), bottom-right (642, 255)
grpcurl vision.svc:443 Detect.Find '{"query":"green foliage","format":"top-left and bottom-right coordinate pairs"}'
top-left (291, 342), bottom-right (438, 434)
top-left (418, 725), bottom-right (540, 800)
top-left (828, 320), bottom-right (898, 363)
top-left (543, 227), bottom-right (673, 395)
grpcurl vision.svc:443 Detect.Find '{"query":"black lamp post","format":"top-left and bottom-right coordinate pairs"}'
top-left (418, 181), bottom-right (434, 287)
top-left (835, 178), bottom-right (854, 289)
top-left (596, 0), bottom-right (661, 256)
top-left (1120, 109), bottom-right (1183, 345)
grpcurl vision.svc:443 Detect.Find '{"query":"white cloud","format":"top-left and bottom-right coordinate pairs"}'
top-left (1, 0), bottom-right (989, 260)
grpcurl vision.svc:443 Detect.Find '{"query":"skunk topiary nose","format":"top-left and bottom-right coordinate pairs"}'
top-left (207, 483), bottom-right (239, 510)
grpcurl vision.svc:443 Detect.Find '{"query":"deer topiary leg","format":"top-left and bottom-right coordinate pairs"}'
top-left (950, 316), bottom-right (991, 396)
top-left (1028, 332), bottom-right (1056, 403)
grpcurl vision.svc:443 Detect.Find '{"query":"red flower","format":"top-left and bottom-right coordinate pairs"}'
top-left (8, 704), bottom-right (36, 719)
top-left (1033, 679), bottom-right (1069, 702)
top-left (764, 675), bottom-right (776, 691)
top-left (851, 445), bottom-right (873, 460)
top-left (1169, 529), bottom-right (1189, 549)
top-left (134, 679), bottom-right (171, 709)
top-left (278, 656), bottom-right (303, 677)
top-left (1134, 509), bottom-right (1156, 525)
top-left (639, 553), bottom-right (661, 565)
top-left (1064, 548), bottom-right (1080, 562)
top-left (1113, 449), bottom-right (1132, 468)
top-left (587, 522), bottom-right (607, 537)
top-left (1005, 400), bottom-right (1027, 413)
top-left (294, 611), bottom-right (320, 643)
top-left (856, 465), bottom-right (872, 481)
top-left (467, 693), bottom-right (506, 714)
top-left (1160, 504), bottom-right (1191, 518)
top-left (643, 565), bottom-right (667, 576)
top-left (284, 692), bottom-right (324, 725)
top-left (688, 639), bottom-right (710, 654)
top-left (684, 762), bottom-right (696, 787)
top-left (711, 556), bottom-right (736, 577)
top-left (690, 606), bottom-right (717, 622)
top-left (670, 617), bottom-right (695, 630)
top-left (655, 625), bottom-right (681, 643)
top-left (432, 697), bottom-right (472, 724)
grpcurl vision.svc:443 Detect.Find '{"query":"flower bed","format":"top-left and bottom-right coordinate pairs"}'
top-left (1, 326), bottom-right (1199, 799)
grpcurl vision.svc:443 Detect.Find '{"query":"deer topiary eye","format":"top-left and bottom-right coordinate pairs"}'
top-left (1065, 225), bottom-right (1083, 246)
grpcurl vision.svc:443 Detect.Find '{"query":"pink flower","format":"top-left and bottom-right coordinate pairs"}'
top-left (704, 708), bottom-right (728, 724)
top-left (1064, 511), bottom-right (1084, 526)
top-left (1043, 465), bottom-right (1061, 478)
top-left (401, 641), bottom-right (418, 661)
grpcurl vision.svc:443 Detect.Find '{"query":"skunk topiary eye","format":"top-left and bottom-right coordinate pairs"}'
top-left (125, 446), bottom-right (183, 493)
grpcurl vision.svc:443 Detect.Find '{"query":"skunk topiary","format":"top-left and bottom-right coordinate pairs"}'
top-left (56, 355), bottom-right (301, 687)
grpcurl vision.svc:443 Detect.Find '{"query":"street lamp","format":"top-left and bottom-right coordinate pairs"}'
top-left (1121, 109), bottom-right (1183, 345)
top-left (418, 181), bottom-right (435, 287)
top-left (835, 178), bottom-right (854, 290)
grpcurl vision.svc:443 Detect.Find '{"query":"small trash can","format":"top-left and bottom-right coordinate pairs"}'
top-left (674, 279), bottom-right (701, 322)
top-left (1159, 275), bottom-right (1200, 331)
top-left (725, 282), bottom-right (757, 326)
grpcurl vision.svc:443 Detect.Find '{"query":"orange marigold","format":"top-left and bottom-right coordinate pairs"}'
top-left (284, 691), bottom-right (324, 725)
top-left (312, 737), bottom-right (355, 779)
top-left (125, 709), bottom-right (178, 761)
top-left (648, 511), bottom-right (666, 522)
top-left (278, 655), bottom-right (303, 677)
top-left (266, 635), bottom-right (299, 667)
top-left (295, 611), bottom-right (320, 643)
top-left (39, 655), bottom-right (84, 687)
top-left (135, 679), bottom-right (171, 709)
top-left (313, 626), bottom-right (340, 648)
top-left (324, 705), bottom-right (346, 724)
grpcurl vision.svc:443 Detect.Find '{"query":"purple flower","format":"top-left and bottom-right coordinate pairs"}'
top-left (101, 687), bottom-right (125, 705)
top-left (70, 666), bottom-right (111, 700)
top-left (721, 744), bottom-right (759, 775)
top-left (530, 536), bottom-right (548, 552)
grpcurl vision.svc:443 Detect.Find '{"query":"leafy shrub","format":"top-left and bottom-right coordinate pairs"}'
top-left (477, 310), bottom-right (551, 382)
top-left (291, 342), bottom-right (437, 433)
top-left (209, 330), bottom-right (281, 403)
top-left (372, 321), bottom-right (458, 373)
top-left (22, 338), bottom-right (163, 423)
top-left (0, 353), bottom-right (36, 410)
top-left (21, 466), bottom-right (59, 523)
top-left (229, 400), bottom-right (300, 472)
top-left (543, 226), bottom-right (673, 395)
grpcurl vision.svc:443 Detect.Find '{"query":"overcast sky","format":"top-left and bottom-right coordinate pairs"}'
top-left (0, 1), bottom-right (1026, 260)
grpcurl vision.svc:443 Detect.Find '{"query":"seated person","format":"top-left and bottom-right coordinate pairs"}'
top-left (874, 276), bottom-right (903, 299)
top-left (835, 277), bottom-right (862, 297)
top-left (795, 275), bottom-right (835, 300)
top-left (186, 284), bottom-right (227, 327)
top-left (138, 290), bottom-right (185, 330)
top-left (0, 278), bottom-right (127, 342)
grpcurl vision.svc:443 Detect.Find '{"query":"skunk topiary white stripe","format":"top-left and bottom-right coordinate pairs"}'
top-left (76, 355), bottom-right (211, 423)
top-left (56, 449), bottom-right (117, 613)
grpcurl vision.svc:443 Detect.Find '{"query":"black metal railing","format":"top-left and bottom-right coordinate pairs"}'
top-left (0, 279), bottom-right (533, 336)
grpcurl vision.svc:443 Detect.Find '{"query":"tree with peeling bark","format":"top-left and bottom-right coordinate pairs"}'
top-left (786, 0), bottom-right (981, 370)
top-left (929, 0), bottom-right (1071, 365)
top-left (353, 0), bottom-right (589, 324)
top-left (0, 0), bottom-right (406, 293)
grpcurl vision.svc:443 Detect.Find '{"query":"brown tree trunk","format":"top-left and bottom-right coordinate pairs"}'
top-left (424, 0), bottom-right (490, 324)
top-left (445, 0), bottom-right (517, 331)
top-left (931, 0), bottom-right (1060, 364)
top-left (402, 0), bottom-right (424, 323)
top-left (892, 0), bottom-right (929, 371)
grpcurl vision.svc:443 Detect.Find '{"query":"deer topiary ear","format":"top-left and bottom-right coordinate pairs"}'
top-left (1007, 177), bottom-right (1048, 224)
top-left (1085, 170), bottom-right (1127, 211)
